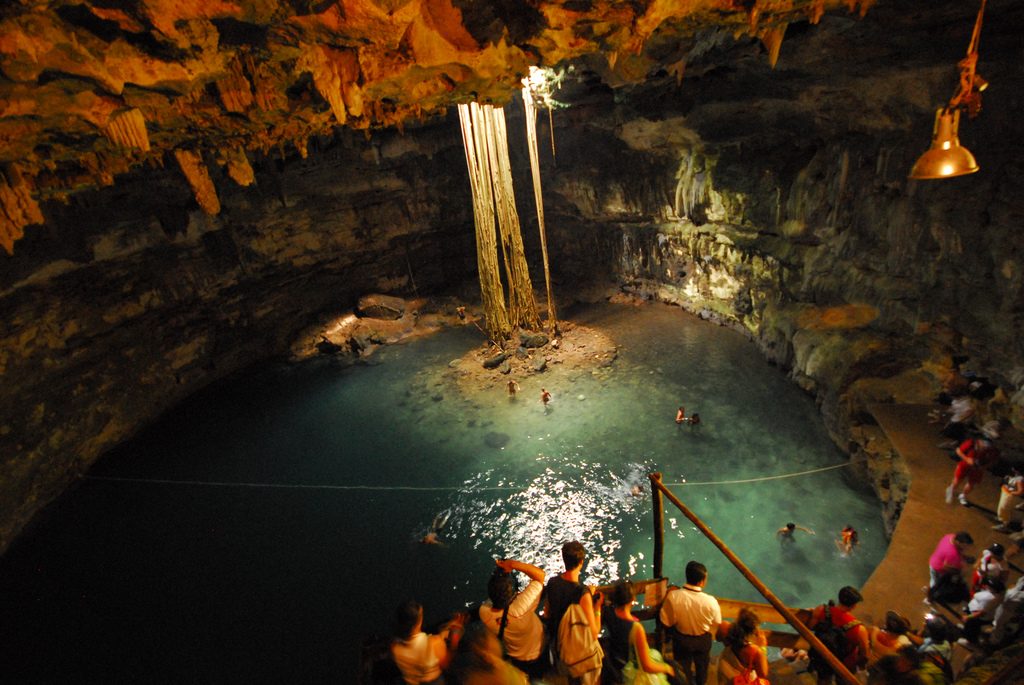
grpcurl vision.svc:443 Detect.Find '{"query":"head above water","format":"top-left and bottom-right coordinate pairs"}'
top-left (786, 523), bottom-right (796, 531)
top-left (685, 561), bottom-right (708, 586)
top-left (838, 586), bottom-right (863, 608)
top-left (562, 541), bottom-right (586, 571)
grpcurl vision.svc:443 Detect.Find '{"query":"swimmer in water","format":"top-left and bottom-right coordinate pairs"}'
top-left (631, 485), bottom-right (644, 497)
top-left (836, 525), bottom-right (859, 555)
top-left (540, 388), bottom-right (552, 406)
top-left (777, 522), bottom-right (814, 542)
top-left (422, 512), bottom-right (450, 545)
top-left (688, 413), bottom-right (702, 427)
top-left (506, 379), bottom-right (520, 397)
top-left (676, 406), bottom-right (685, 425)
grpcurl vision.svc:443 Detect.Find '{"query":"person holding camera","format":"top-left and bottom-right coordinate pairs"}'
top-left (479, 557), bottom-right (548, 679)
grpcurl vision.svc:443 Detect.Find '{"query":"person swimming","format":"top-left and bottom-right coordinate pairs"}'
top-left (422, 511), bottom-right (450, 545)
top-left (676, 406), bottom-right (685, 424)
top-left (688, 413), bottom-right (702, 427)
top-left (777, 522), bottom-right (814, 542)
top-left (836, 525), bottom-right (859, 555)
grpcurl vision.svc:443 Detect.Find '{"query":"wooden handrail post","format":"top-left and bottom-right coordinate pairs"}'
top-left (649, 476), bottom-right (860, 685)
top-left (650, 473), bottom-right (664, 580)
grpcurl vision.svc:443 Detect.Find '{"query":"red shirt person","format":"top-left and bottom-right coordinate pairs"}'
top-left (807, 586), bottom-right (869, 684)
top-left (947, 438), bottom-right (998, 506)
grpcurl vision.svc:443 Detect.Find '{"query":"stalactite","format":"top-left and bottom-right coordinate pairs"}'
top-left (249, 57), bottom-right (283, 112)
top-left (760, 26), bottom-right (786, 67)
top-left (219, 146), bottom-right (254, 186)
top-left (103, 108), bottom-right (150, 151)
top-left (297, 44), bottom-right (362, 125)
top-left (299, 44), bottom-right (347, 124)
top-left (0, 165), bottom-right (43, 254)
top-left (827, 150), bottom-right (850, 229)
top-left (808, 0), bottom-right (826, 24)
top-left (521, 85), bottom-right (557, 330)
top-left (748, 4), bottom-right (761, 31)
top-left (674, 152), bottom-right (710, 221)
top-left (217, 58), bottom-right (254, 113)
top-left (174, 149), bottom-right (221, 215)
top-left (458, 102), bottom-right (510, 341)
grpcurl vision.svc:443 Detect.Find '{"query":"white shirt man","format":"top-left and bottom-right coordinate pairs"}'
top-left (659, 561), bottom-right (721, 685)
top-left (479, 558), bottom-right (548, 678)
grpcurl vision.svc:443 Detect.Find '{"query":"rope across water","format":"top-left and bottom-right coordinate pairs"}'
top-left (85, 459), bottom-right (866, 492)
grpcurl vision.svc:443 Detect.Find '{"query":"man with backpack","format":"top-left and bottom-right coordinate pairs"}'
top-left (806, 586), bottom-right (870, 685)
top-left (545, 541), bottom-right (604, 684)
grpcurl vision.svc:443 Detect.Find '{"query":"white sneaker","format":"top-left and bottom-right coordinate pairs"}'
top-left (946, 485), bottom-right (954, 504)
top-left (959, 494), bottom-right (970, 506)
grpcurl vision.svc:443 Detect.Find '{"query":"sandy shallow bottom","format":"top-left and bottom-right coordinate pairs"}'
top-left (0, 302), bottom-right (888, 683)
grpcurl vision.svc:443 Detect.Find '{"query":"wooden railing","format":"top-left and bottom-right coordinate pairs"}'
top-left (648, 472), bottom-right (860, 685)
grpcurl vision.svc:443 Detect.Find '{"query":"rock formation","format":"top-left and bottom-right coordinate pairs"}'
top-left (1, 0), bottom-right (873, 250)
top-left (1, 0), bottom-right (1023, 552)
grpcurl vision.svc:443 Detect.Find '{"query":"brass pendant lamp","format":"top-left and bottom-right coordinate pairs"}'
top-left (909, 0), bottom-right (988, 179)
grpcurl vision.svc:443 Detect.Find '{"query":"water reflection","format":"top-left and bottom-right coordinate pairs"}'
top-left (0, 304), bottom-right (889, 682)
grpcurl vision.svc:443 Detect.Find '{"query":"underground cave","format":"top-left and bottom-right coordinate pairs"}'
top-left (2, 0), bottom-right (1024, 683)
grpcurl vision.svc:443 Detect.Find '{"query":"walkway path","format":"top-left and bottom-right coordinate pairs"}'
top-left (859, 404), bottom-right (1012, 666)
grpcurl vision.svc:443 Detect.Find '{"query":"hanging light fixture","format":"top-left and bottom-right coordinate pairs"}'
top-left (909, 0), bottom-right (988, 179)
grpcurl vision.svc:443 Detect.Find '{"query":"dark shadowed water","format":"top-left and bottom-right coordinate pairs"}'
top-left (0, 303), bottom-right (887, 683)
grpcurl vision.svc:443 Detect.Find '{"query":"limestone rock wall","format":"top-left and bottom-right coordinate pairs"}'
top-left (3, 2), bottom-right (1024, 553)
top-left (0, 123), bottom-right (476, 552)
top-left (523, 19), bottom-right (1024, 535)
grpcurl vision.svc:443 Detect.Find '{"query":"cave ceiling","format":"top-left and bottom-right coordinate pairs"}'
top-left (0, 0), bottom-right (886, 253)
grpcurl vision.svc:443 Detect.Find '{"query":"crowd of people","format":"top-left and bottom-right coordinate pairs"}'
top-left (379, 532), bottom-right (1024, 685)
top-left (925, 530), bottom-right (1024, 652)
top-left (382, 359), bottom-right (1024, 685)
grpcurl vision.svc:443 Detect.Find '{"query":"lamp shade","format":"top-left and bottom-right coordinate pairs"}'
top-left (909, 109), bottom-right (979, 179)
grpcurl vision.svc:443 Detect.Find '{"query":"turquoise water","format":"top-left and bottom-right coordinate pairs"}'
top-left (0, 303), bottom-right (886, 683)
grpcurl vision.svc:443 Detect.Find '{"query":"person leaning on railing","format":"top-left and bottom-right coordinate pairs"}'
top-left (604, 581), bottom-right (676, 685)
top-left (392, 599), bottom-right (468, 685)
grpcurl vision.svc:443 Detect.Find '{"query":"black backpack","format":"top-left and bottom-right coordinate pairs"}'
top-left (807, 601), bottom-right (860, 676)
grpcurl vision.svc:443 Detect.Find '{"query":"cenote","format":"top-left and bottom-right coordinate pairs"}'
top-left (0, 303), bottom-right (888, 683)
